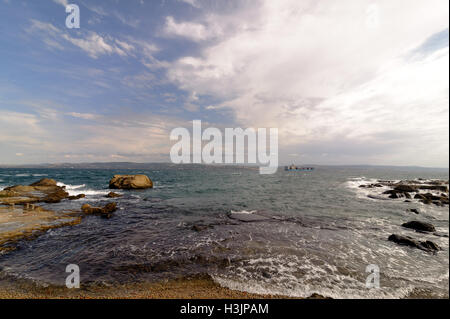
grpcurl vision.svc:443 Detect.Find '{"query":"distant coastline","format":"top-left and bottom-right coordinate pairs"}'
top-left (0, 162), bottom-right (448, 171)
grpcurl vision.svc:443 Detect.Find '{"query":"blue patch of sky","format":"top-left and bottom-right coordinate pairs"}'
top-left (0, 0), bottom-right (232, 126)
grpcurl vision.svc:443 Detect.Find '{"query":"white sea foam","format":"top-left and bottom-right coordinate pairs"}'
top-left (211, 253), bottom-right (419, 299)
top-left (15, 173), bottom-right (30, 177)
top-left (230, 210), bottom-right (257, 215)
top-left (56, 182), bottom-right (111, 197)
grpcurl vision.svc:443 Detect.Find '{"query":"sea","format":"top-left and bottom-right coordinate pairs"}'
top-left (0, 164), bottom-right (448, 298)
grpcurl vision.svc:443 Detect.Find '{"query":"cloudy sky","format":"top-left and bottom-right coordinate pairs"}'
top-left (0, 0), bottom-right (448, 167)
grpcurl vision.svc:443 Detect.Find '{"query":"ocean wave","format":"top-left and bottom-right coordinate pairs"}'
top-left (15, 173), bottom-right (30, 177)
top-left (56, 182), bottom-right (110, 197)
top-left (230, 210), bottom-right (257, 215)
top-left (211, 253), bottom-right (418, 299)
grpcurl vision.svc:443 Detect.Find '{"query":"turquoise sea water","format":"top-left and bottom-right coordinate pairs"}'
top-left (0, 165), bottom-right (448, 298)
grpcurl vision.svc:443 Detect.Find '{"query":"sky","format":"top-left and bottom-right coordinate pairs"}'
top-left (0, 0), bottom-right (448, 167)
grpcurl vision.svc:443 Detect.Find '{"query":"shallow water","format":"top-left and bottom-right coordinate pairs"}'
top-left (0, 165), bottom-right (448, 298)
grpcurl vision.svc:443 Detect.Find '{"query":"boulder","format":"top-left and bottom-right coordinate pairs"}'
top-left (81, 202), bottom-right (117, 218)
top-left (388, 234), bottom-right (440, 252)
top-left (394, 185), bottom-right (418, 193)
top-left (388, 234), bottom-right (419, 248)
top-left (109, 175), bottom-right (153, 190)
top-left (41, 189), bottom-right (69, 203)
top-left (402, 221), bottom-right (436, 232)
top-left (106, 192), bottom-right (122, 198)
top-left (68, 194), bottom-right (85, 200)
top-left (29, 178), bottom-right (58, 187)
top-left (407, 208), bottom-right (420, 215)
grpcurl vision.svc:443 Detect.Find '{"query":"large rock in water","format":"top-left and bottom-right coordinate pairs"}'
top-left (30, 178), bottom-right (57, 187)
top-left (402, 221), bottom-right (436, 232)
top-left (388, 234), bottom-right (440, 252)
top-left (109, 175), bottom-right (153, 190)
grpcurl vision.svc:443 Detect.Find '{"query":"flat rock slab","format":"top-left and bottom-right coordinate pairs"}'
top-left (0, 206), bottom-right (81, 252)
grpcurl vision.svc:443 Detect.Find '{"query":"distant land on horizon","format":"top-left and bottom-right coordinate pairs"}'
top-left (0, 162), bottom-right (448, 171)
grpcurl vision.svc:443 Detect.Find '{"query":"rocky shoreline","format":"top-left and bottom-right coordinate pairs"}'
top-left (0, 175), bottom-right (152, 252)
top-left (359, 178), bottom-right (449, 253)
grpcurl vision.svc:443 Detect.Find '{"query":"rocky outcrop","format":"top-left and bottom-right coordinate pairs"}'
top-left (418, 185), bottom-right (448, 192)
top-left (402, 221), bottom-right (436, 232)
top-left (388, 234), bottom-right (440, 252)
top-left (1, 178), bottom-right (70, 205)
top-left (109, 175), bottom-right (153, 190)
top-left (41, 189), bottom-right (69, 203)
top-left (106, 192), bottom-right (122, 198)
top-left (29, 178), bottom-right (58, 187)
top-left (394, 185), bottom-right (418, 193)
top-left (68, 194), bottom-right (85, 200)
top-left (81, 202), bottom-right (117, 218)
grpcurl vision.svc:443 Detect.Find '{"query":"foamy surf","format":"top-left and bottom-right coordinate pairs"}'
top-left (57, 182), bottom-right (110, 197)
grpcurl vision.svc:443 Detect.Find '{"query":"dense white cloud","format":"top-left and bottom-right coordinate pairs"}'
top-left (167, 0), bottom-right (449, 166)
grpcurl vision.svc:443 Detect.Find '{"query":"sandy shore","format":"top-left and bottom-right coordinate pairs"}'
top-left (0, 275), bottom-right (296, 299)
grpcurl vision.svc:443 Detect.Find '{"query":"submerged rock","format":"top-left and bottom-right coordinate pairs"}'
top-left (68, 194), bottom-right (85, 200)
top-left (394, 185), bottom-right (418, 193)
top-left (402, 221), bottom-right (436, 232)
top-left (418, 185), bottom-right (448, 192)
top-left (388, 234), bottom-right (440, 252)
top-left (407, 208), bottom-right (420, 215)
top-left (109, 175), bottom-right (153, 190)
top-left (81, 202), bottom-right (118, 218)
top-left (106, 192), bottom-right (122, 198)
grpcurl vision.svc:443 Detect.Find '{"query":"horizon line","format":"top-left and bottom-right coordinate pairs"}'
top-left (0, 161), bottom-right (448, 170)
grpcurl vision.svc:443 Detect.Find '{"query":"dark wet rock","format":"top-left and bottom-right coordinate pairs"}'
top-left (42, 189), bottom-right (69, 203)
top-left (388, 234), bottom-right (440, 252)
top-left (420, 241), bottom-right (441, 251)
top-left (418, 185), bottom-right (448, 192)
top-left (383, 190), bottom-right (403, 199)
top-left (404, 200), bottom-right (412, 203)
top-left (407, 208), bottom-right (420, 214)
top-left (29, 178), bottom-right (57, 187)
top-left (191, 225), bottom-right (209, 232)
top-left (81, 202), bottom-right (117, 218)
top-left (414, 194), bottom-right (427, 200)
top-left (101, 202), bottom-right (117, 218)
top-left (388, 234), bottom-right (419, 248)
top-left (360, 183), bottom-right (383, 188)
top-left (68, 194), bottom-right (85, 200)
top-left (394, 185), bottom-right (418, 193)
top-left (109, 175), bottom-right (153, 189)
top-left (261, 271), bottom-right (272, 279)
top-left (106, 192), bottom-right (122, 198)
top-left (402, 221), bottom-right (436, 232)
top-left (404, 192), bottom-right (411, 199)
top-left (433, 232), bottom-right (449, 238)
